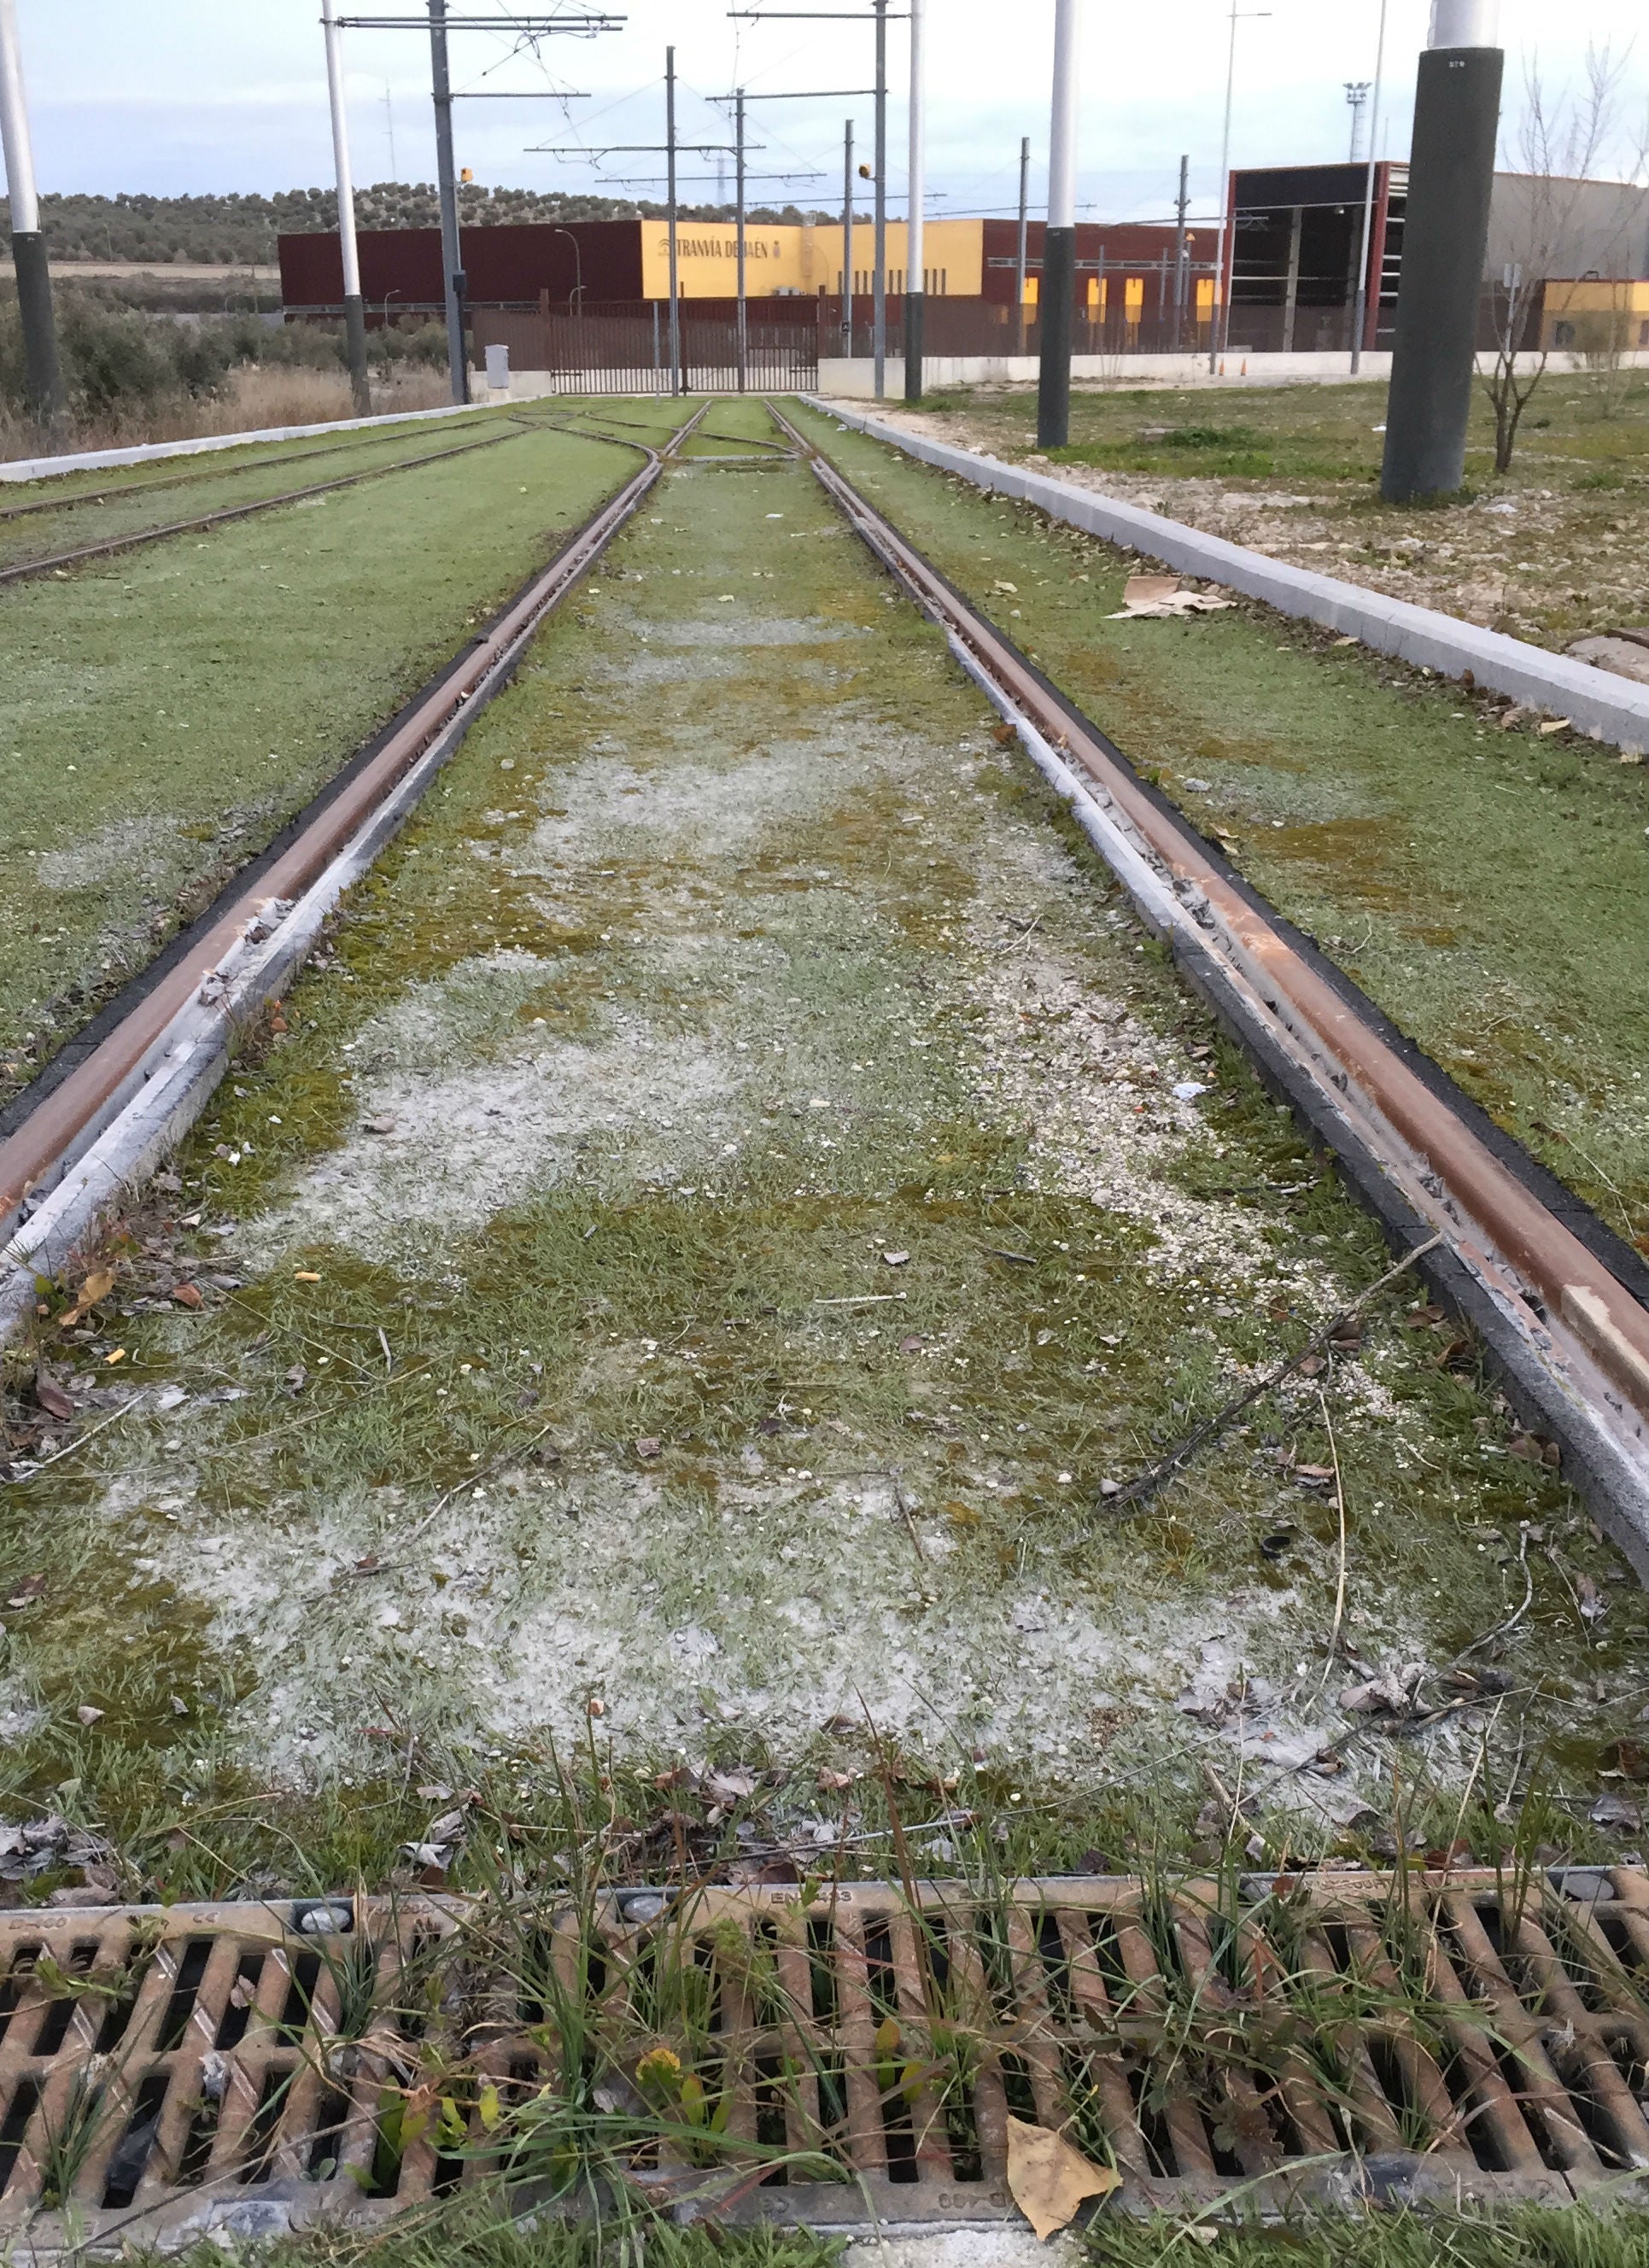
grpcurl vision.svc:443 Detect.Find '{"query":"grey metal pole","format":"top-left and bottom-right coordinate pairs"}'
top-left (843, 120), bottom-right (854, 358)
top-left (1209, 4), bottom-right (1238, 374)
top-left (735, 89), bottom-right (747, 393)
top-left (1171, 152), bottom-right (1189, 352)
top-left (322, 0), bottom-right (371, 415)
top-left (1036, 0), bottom-right (1079, 449)
top-left (428, 0), bottom-right (468, 404)
top-left (903, 0), bottom-right (924, 401)
top-left (0, 0), bottom-right (62, 427)
top-left (1349, 0), bottom-right (1389, 375)
top-left (873, 0), bottom-right (886, 399)
top-left (666, 46), bottom-right (682, 395)
top-left (1014, 136), bottom-right (1030, 357)
top-left (1381, 0), bottom-right (1503, 499)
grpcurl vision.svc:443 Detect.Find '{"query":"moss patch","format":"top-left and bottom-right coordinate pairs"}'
top-left (792, 402), bottom-right (1649, 1246)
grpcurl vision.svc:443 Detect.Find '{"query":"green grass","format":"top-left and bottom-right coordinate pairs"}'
top-left (792, 401), bottom-right (1649, 1248)
top-left (2, 423), bottom-right (1635, 1903)
top-left (0, 400), bottom-right (699, 1099)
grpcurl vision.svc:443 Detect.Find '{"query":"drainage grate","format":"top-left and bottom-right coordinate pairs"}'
top-left (0, 1870), bottom-right (1646, 2244)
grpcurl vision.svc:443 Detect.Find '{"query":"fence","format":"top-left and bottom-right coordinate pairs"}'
top-left (471, 300), bottom-right (820, 394)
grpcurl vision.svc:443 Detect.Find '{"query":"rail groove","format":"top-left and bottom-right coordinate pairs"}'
top-left (770, 403), bottom-right (1649, 1558)
top-left (0, 401), bottom-right (710, 1318)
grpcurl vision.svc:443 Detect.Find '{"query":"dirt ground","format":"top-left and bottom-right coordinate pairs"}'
top-left (3, 397), bottom-right (1638, 1909)
top-left (864, 372), bottom-right (1649, 663)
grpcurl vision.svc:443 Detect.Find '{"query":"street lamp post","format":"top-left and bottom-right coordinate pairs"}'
top-left (1208, 5), bottom-right (1270, 375)
top-left (1036, 0), bottom-right (1079, 449)
top-left (903, 0), bottom-right (924, 400)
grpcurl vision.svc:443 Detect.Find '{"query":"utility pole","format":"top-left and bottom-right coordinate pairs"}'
top-left (1349, 0), bottom-right (1388, 376)
top-left (0, 0), bottom-right (62, 428)
top-left (843, 120), bottom-right (855, 357)
top-left (666, 45), bottom-right (681, 396)
top-left (1036, 0), bottom-right (1079, 449)
top-left (734, 88), bottom-right (747, 392)
top-left (1381, 0), bottom-right (1503, 500)
top-left (428, 0), bottom-right (468, 403)
top-left (903, 0), bottom-right (924, 400)
top-left (321, 0), bottom-right (372, 415)
top-left (1208, 5), bottom-right (1269, 374)
top-left (873, 0), bottom-right (887, 400)
top-left (1171, 151), bottom-right (1190, 352)
top-left (1014, 135), bottom-right (1030, 358)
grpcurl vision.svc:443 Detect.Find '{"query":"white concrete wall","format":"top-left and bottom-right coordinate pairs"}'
top-left (816, 346), bottom-right (1649, 397)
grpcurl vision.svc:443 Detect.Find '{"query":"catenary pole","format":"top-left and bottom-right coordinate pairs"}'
top-left (666, 46), bottom-right (682, 395)
top-left (735, 88), bottom-right (747, 391)
top-left (427, 0), bottom-right (469, 403)
top-left (1381, 0), bottom-right (1503, 498)
top-left (0, 0), bottom-right (62, 427)
top-left (1036, 0), bottom-right (1079, 448)
top-left (873, 0), bottom-right (887, 399)
top-left (1349, 0), bottom-right (1389, 375)
top-left (1172, 151), bottom-right (1190, 351)
top-left (843, 119), bottom-right (855, 356)
top-left (321, 0), bottom-right (371, 414)
top-left (1014, 135), bottom-right (1030, 356)
top-left (903, 0), bottom-right (924, 400)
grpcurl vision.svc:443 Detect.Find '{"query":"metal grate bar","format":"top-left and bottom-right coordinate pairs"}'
top-left (0, 1873), bottom-right (1643, 2241)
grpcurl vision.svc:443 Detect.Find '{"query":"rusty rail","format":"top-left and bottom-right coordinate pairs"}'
top-left (0, 401), bottom-right (708, 1246)
top-left (773, 403), bottom-right (1649, 1538)
top-left (0, 423), bottom-right (536, 587)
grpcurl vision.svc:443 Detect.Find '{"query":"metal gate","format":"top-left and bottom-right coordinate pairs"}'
top-left (471, 304), bottom-right (818, 396)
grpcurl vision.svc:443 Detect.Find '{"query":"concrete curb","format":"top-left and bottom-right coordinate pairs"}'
top-left (0, 399), bottom-right (493, 485)
top-left (802, 397), bottom-right (1649, 756)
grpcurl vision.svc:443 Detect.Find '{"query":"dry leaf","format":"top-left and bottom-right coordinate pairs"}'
top-left (171, 1283), bottom-right (203, 1309)
top-left (33, 1371), bottom-right (74, 1423)
top-left (1004, 2115), bottom-right (1120, 2240)
top-left (61, 1268), bottom-right (116, 1328)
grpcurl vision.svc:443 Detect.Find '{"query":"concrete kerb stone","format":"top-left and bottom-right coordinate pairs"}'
top-left (802, 398), bottom-right (1649, 757)
top-left (0, 398), bottom-right (494, 485)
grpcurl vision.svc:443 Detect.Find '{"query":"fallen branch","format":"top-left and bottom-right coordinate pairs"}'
top-left (1102, 1234), bottom-right (1445, 1515)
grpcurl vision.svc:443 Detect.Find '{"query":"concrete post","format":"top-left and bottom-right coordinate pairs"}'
top-left (427, 0), bottom-right (469, 405)
top-left (1381, 0), bottom-right (1503, 500)
top-left (903, 0), bottom-right (924, 401)
top-left (0, 0), bottom-right (63, 427)
top-left (321, 0), bottom-right (371, 416)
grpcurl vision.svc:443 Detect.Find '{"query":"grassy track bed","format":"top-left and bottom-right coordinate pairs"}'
top-left (877, 373), bottom-right (1649, 653)
top-left (793, 403), bottom-right (1649, 1251)
top-left (0, 404), bottom-right (1640, 1909)
top-left (0, 405), bottom-right (530, 575)
top-left (0, 402), bottom-right (692, 1103)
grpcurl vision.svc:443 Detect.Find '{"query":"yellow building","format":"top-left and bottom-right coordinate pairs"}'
top-left (1541, 278), bottom-right (1649, 353)
top-left (638, 218), bottom-right (985, 300)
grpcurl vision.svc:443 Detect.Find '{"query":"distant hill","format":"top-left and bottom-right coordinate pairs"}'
top-left (2, 185), bottom-right (838, 262)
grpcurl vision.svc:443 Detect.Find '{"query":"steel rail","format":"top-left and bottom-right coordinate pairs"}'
top-left (769, 402), bottom-right (1649, 1537)
top-left (0, 422), bottom-right (535, 587)
top-left (0, 400), bottom-right (710, 1247)
top-left (0, 414), bottom-right (515, 523)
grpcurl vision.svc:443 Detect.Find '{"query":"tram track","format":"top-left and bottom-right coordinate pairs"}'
top-left (0, 399), bottom-right (710, 1316)
top-left (4, 388), bottom-right (1646, 1558)
top-left (0, 418), bottom-right (546, 587)
top-left (766, 402), bottom-right (1649, 1558)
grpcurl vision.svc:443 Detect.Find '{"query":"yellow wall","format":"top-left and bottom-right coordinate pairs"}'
top-left (1541, 277), bottom-right (1649, 349)
top-left (639, 218), bottom-right (983, 299)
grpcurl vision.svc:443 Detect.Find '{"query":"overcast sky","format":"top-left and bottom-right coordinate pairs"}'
top-left (9, 1), bottom-right (1647, 225)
